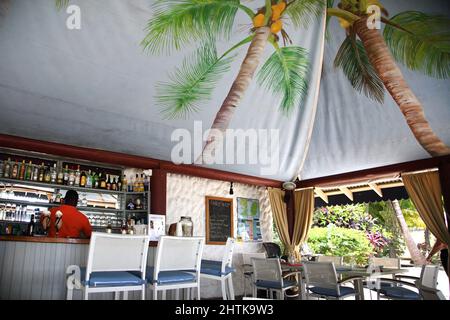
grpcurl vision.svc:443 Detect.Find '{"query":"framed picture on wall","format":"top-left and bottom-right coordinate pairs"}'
top-left (237, 197), bottom-right (262, 241)
top-left (205, 196), bottom-right (233, 245)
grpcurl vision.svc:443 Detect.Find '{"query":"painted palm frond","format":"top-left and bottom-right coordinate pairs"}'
top-left (284, 0), bottom-right (325, 28)
top-left (383, 11), bottom-right (450, 79)
top-left (141, 0), bottom-right (242, 54)
top-left (334, 35), bottom-right (384, 103)
top-left (257, 46), bottom-right (309, 113)
top-left (156, 43), bottom-right (234, 119)
top-left (55, 0), bottom-right (69, 10)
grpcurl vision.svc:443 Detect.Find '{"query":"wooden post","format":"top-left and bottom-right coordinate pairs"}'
top-left (150, 169), bottom-right (167, 215)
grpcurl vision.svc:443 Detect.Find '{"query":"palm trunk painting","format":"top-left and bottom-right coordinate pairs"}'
top-left (328, 0), bottom-right (450, 156)
top-left (142, 0), bottom-right (324, 161)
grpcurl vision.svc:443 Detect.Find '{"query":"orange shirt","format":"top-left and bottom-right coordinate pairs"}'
top-left (42, 205), bottom-right (92, 238)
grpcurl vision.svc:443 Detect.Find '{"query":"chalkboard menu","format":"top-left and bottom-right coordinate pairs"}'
top-left (205, 196), bottom-right (233, 245)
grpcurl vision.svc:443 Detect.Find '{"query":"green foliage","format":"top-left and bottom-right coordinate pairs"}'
top-left (397, 199), bottom-right (426, 229)
top-left (55, 0), bottom-right (69, 10)
top-left (284, 0), bottom-right (325, 28)
top-left (334, 35), bottom-right (385, 103)
top-left (307, 226), bottom-right (374, 265)
top-left (257, 46), bottom-right (309, 113)
top-left (383, 11), bottom-right (450, 79)
top-left (368, 201), bottom-right (405, 257)
top-left (155, 42), bottom-right (234, 119)
top-left (141, 0), bottom-right (242, 54)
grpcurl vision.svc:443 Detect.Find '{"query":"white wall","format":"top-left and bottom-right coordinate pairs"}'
top-left (166, 173), bottom-right (273, 298)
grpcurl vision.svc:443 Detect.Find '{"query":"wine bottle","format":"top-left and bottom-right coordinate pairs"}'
top-left (74, 165), bottom-right (81, 186)
top-left (38, 162), bottom-right (45, 182)
top-left (19, 160), bottom-right (26, 180)
top-left (25, 161), bottom-right (33, 180)
top-left (80, 170), bottom-right (86, 187)
top-left (57, 165), bottom-right (64, 184)
top-left (106, 174), bottom-right (111, 190)
top-left (3, 158), bottom-right (11, 178)
top-left (63, 164), bottom-right (70, 185)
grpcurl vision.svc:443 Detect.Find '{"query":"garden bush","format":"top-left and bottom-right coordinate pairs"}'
top-left (307, 226), bottom-right (374, 265)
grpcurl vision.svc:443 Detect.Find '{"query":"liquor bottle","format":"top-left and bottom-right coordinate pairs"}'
top-left (25, 160), bottom-right (33, 180)
top-left (19, 160), bottom-right (26, 180)
top-left (68, 166), bottom-right (75, 186)
top-left (80, 170), bottom-right (87, 187)
top-left (50, 164), bottom-right (57, 183)
top-left (121, 218), bottom-right (127, 234)
top-left (144, 174), bottom-right (149, 192)
top-left (100, 173), bottom-right (107, 189)
top-left (93, 171), bottom-right (99, 189)
top-left (122, 174), bottom-right (128, 192)
top-left (106, 174), bottom-right (111, 190)
top-left (38, 162), bottom-right (45, 182)
top-left (63, 164), bottom-right (70, 185)
top-left (27, 214), bottom-right (35, 236)
top-left (0, 159), bottom-right (4, 178)
top-left (86, 170), bottom-right (93, 188)
top-left (3, 158), bottom-right (11, 178)
top-left (134, 174), bottom-right (139, 192)
top-left (74, 165), bottom-right (81, 186)
top-left (57, 165), bottom-right (64, 184)
top-left (117, 177), bottom-right (122, 192)
top-left (111, 177), bottom-right (117, 191)
top-left (128, 175), bottom-right (134, 192)
top-left (139, 174), bottom-right (145, 192)
top-left (11, 160), bottom-right (18, 179)
top-left (32, 162), bottom-right (39, 181)
top-left (44, 165), bottom-right (51, 183)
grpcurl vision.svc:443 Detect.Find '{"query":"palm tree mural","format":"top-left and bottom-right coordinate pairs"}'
top-left (142, 0), bottom-right (324, 161)
top-left (327, 0), bottom-right (450, 156)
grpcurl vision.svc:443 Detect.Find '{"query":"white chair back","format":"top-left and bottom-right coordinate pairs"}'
top-left (252, 258), bottom-right (283, 284)
top-left (221, 238), bottom-right (236, 272)
top-left (86, 232), bottom-right (150, 281)
top-left (418, 264), bottom-right (439, 289)
top-left (242, 252), bottom-right (267, 266)
top-left (369, 257), bottom-right (401, 269)
top-left (154, 236), bottom-right (204, 278)
top-left (302, 261), bottom-right (339, 291)
top-left (316, 255), bottom-right (343, 266)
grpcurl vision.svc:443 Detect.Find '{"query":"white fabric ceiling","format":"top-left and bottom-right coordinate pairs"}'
top-left (0, 0), bottom-right (449, 182)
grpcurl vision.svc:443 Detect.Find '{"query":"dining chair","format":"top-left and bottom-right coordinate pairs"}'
top-left (251, 258), bottom-right (300, 300)
top-left (302, 261), bottom-right (362, 300)
top-left (365, 257), bottom-right (402, 299)
top-left (262, 242), bottom-right (284, 259)
top-left (241, 252), bottom-right (267, 297)
top-left (316, 255), bottom-right (344, 266)
top-left (147, 236), bottom-right (205, 300)
top-left (66, 232), bottom-right (150, 300)
top-left (376, 264), bottom-right (441, 300)
top-left (200, 237), bottom-right (236, 300)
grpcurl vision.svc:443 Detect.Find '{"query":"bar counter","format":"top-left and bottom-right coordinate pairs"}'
top-left (0, 235), bottom-right (158, 299)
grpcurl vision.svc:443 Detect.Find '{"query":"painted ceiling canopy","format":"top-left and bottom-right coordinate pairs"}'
top-left (0, 0), bottom-right (449, 182)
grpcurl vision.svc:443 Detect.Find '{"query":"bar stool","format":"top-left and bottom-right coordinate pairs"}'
top-left (66, 232), bottom-right (150, 300)
top-left (200, 237), bottom-right (236, 300)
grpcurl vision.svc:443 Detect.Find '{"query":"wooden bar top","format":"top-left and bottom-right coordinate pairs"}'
top-left (0, 235), bottom-right (158, 246)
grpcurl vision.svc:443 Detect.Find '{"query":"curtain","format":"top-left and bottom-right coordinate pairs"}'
top-left (292, 188), bottom-right (315, 260)
top-left (402, 171), bottom-right (450, 247)
top-left (268, 187), bottom-right (315, 261)
top-left (268, 188), bottom-right (291, 253)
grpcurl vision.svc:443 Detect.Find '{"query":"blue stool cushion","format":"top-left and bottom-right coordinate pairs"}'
top-left (143, 267), bottom-right (196, 285)
top-left (200, 260), bottom-right (235, 276)
top-left (255, 279), bottom-right (296, 289)
top-left (309, 286), bottom-right (355, 297)
top-left (382, 286), bottom-right (420, 300)
top-left (79, 267), bottom-right (145, 287)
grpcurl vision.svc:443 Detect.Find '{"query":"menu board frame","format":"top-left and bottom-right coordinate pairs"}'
top-left (205, 196), bottom-right (233, 245)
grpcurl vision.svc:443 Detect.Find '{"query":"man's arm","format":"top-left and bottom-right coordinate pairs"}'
top-left (427, 239), bottom-right (445, 262)
top-left (81, 216), bottom-right (93, 239)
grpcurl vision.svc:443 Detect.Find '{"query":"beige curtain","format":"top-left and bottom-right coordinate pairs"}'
top-left (268, 188), bottom-right (291, 251)
top-left (402, 171), bottom-right (450, 248)
top-left (293, 188), bottom-right (315, 251)
top-left (268, 187), bottom-right (315, 261)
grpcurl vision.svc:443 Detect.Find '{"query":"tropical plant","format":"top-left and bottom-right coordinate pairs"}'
top-left (142, 0), bottom-right (325, 160)
top-left (307, 225), bottom-right (374, 265)
top-left (327, 0), bottom-right (450, 156)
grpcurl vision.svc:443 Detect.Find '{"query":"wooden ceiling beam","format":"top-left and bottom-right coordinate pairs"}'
top-left (314, 188), bottom-right (329, 204)
top-left (368, 182), bottom-right (383, 197)
top-left (339, 187), bottom-right (353, 201)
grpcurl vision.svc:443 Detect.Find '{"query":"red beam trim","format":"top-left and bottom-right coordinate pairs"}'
top-left (0, 134), bottom-right (281, 188)
top-left (298, 155), bottom-right (450, 188)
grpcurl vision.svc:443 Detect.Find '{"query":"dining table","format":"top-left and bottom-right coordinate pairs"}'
top-left (281, 262), bottom-right (410, 300)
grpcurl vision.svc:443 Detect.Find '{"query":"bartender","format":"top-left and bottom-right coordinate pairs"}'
top-left (41, 190), bottom-right (92, 238)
